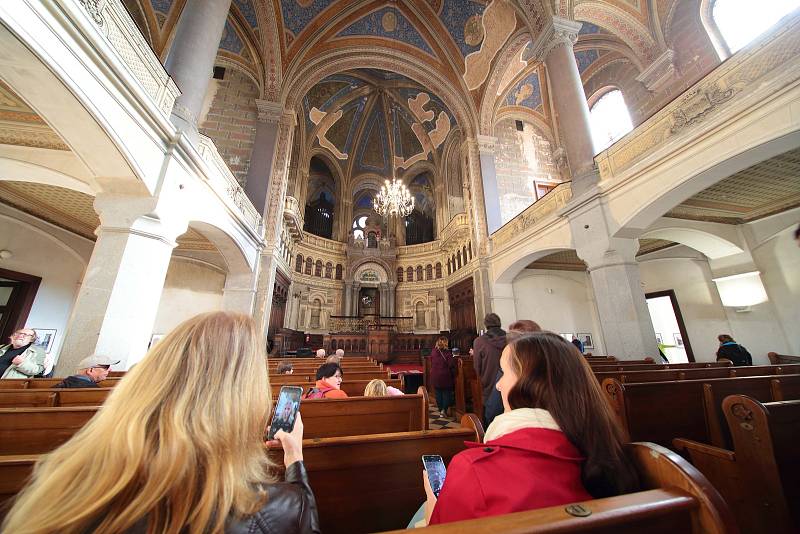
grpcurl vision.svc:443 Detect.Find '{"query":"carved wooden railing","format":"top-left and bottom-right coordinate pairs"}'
top-left (197, 135), bottom-right (262, 232)
top-left (595, 11), bottom-right (800, 180)
top-left (328, 315), bottom-right (414, 334)
top-left (491, 181), bottom-right (573, 249)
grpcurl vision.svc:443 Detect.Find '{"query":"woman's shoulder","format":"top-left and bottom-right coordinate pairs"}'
top-left (231, 481), bottom-right (314, 533)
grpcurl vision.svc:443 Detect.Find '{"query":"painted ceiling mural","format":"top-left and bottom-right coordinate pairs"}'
top-left (301, 69), bottom-right (454, 181)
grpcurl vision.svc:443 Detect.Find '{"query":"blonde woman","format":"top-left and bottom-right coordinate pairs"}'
top-left (363, 378), bottom-right (404, 397)
top-left (2, 312), bottom-right (319, 534)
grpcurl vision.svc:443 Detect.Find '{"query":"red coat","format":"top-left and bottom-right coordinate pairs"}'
top-left (428, 348), bottom-right (455, 389)
top-left (429, 427), bottom-right (592, 524)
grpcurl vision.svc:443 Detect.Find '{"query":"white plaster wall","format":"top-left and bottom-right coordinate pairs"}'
top-left (751, 226), bottom-right (800, 354)
top-left (0, 216), bottom-right (86, 369)
top-left (152, 258), bottom-right (225, 336)
top-left (512, 269), bottom-right (605, 353)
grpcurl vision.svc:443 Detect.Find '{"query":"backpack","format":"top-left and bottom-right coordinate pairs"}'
top-left (303, 387), bottom-right (335, 399)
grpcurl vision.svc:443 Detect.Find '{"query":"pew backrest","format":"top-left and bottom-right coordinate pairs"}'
top-left (271, 378), bottom-right (403, 397)
top-left (0, 391), bottom-right (56, 408)
top-left (0, 407), bottom-right (98, 454)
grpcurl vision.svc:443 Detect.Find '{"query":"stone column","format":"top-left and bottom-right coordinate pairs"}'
top-left (290, 289), bottom-right (302, 329)
top-left (343, 282), bottom-right (352, 316)
top-left (244, 100), bottom-right (282, 214)
top-left (164, 0), bottom-right (233, 135)
top-left (488, 281), bottom-right (517, 327)
top-left (352, 282), bottom-right (361, 316)
top-left (388, 282), bottom-right (397, 316)
top-left (283, 281), bottom-right (295, 329)
top-left (222, 268), bottom-right (259, 314)
top-left (541, 18), bottom-right (598, 195)
top-left (461, 139), bottom-right (491, 257)
top-left (477, 135), bottom-right (503, 233)
top-left (57, 195), bottom-right (188, 372)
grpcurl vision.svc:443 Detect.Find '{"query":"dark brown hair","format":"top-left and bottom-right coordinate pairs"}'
top-left (315, 363), bottom-right (343, 380)
top-left (507, 320), bottom-right (542, 341)
top-left (718, 334), bottom-right (734, 343)
top-left (505, 332), bottom-right (639, 498)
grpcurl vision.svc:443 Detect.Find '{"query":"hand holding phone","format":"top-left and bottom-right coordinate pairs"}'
top-left (267, 386), bottom-right (303, 441)
top-left (422, 455), bottom-right (447, 498)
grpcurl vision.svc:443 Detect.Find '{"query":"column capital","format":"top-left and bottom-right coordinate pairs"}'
top-left (635, 49), bottom-right (677, 93)
top-left (476, 135), bottom-right (498, 155)
top-left (532, 17), bottom-right (583, 60)
top-left (256, 99), bottom-right (296, 126)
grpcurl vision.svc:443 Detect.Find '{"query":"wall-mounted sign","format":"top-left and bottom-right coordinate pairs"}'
top-left (360, 269), bottom-right (379, 282)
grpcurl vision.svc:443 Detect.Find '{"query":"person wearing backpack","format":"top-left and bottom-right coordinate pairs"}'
top-left (716, 334), bottom-right (753, 366)
top-left (303, 363), bottom-right (348, 399)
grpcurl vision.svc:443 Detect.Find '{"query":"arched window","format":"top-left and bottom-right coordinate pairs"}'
top-left (305, 257), bottom-right (313, 275)
top-left (426, 264), bottom-right (433, 280)
top-left (303, 192), bottom-right (334, 239)
top-left (589, 89), bottom-right (633, 153)
top-left (416, 265), bottom-right (423, 281)
top-left (335, 264), bottom-right (343, 280)
top-left (407, 266), bottom-right (414, 281)
top-left (468, 242), bottom-right (472, 260)
top-left (367, 231), bottom-right (378, 248)
top-left (325, 262), bottom-right (333, 279)
top-left (456, 251), bottom-right (462, 269)
top-left (447, 259), bottom-right (452, 275)
top-left (314, 260), bottom-right (323, 277)
top-left (452, 254), bottom-right (456, 271)
top-left (352, 215), bottom-right (368, 240)
top-left (415, 302), bottom-right (426, 328)
top-left (710, 0), bottom-right (799, 56)
top-left (295, 254), bottom-right (303, 273)
top-left (435, 262), bottom-right (442, 279)
top-left (397, 267), bottom-right (404, 282)
top-left (462, 246), bottom-right (468, 265)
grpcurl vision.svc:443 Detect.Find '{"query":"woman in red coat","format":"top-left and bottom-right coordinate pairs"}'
top-left (420, 332), bottom-right (639, 525)
top-left (428, 336), bottom-right (455, 418)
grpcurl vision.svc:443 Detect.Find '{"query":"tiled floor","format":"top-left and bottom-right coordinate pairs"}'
top-left (428, 402), bottom-right (461, 430)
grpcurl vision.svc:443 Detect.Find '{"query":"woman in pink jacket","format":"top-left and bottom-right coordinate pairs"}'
top-left (420, 332), bottom-right (639, 525)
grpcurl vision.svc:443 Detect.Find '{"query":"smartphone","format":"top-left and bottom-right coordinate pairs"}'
top-left (267, 386), bottom-right (303, 441)
top-left (422, 455), bottom-right (447, 498)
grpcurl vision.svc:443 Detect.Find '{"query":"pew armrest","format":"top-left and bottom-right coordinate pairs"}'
top-left (673, 439), bottom-right (736, 461)
top-left (459, 413), bottom-right (484, 443)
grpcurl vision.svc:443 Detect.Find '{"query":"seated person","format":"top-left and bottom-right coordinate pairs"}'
top-left (325, 355), bottom-right (342, 365)
top-left (52, 354), bottom-right (119, 388)
top-left (418, 332), bottom-right (638, 526)
top-left (716, 334), bottom-right (752, 366)
top-left (276, 361), bottom-right (293, 375)
top-left (315, 349), bottom-right (326, 359)
top-left (334, 348), bottom-right (345, 359)
top-left (303, 363), bottom-right (347, 399)
top-left (0, 328), bottom-right (45, 379)
top-left (3, 312), bottom-right (319, 533)
top-left (364, 379), bottom-right (404, 397)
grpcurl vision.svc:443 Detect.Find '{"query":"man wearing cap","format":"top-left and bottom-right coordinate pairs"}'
top-left (0, 328), bottom-right (45, 379)
top-left (52, 355), bottom-right (120, 388)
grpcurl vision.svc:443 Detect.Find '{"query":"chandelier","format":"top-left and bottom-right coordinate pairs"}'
top-left (373, 178), bottom-right (414, 218)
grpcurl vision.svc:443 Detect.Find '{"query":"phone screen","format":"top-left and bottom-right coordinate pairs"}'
top-left (267, 386), bottom-right (303, 441)
top-left (422, 455), bottom-right (447, 498)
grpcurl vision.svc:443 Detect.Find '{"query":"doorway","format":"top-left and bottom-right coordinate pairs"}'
top-left (358, 287), bottom-right (379, 316)
top-left (645, 290), bottom-right (694, 363)
top-left (0, 268), bottom-right (42, 342)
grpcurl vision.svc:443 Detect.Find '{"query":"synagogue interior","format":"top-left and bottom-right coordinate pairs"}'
top-left (0, 0), bottom-right (799, 532)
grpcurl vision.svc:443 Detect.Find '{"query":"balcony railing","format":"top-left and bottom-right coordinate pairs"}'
top-left (283, 196), bottom-right (303, 240)
top-left (197, 135), bottom-right (262, 232)
top-left (491, 182), bottom-right (572, 249)
top-left (78, 0), bottom-right (179, 117)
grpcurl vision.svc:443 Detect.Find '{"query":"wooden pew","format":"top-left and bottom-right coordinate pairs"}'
top-left (55, 388), bottom-right (113, 407)
top-left (269, 370), bottom-right (391, 384)
top-left (270, 378), bottom-right (403, 398)
top-left (380, 442), bottom-right (736, 534)
top-left (0, 391), bottom-right (56, 408)
top-left (267, 415), bottom-right (484, 534)
top-left (0, 417), bottom-right (483, 531)
top-left (0, 381), bottom-right (27, 389)
top-left (768, 352), bottom-right (800, 365)
top-left (594, 364), bottom-right (800, 384)
top-left (588, 358), bottom-right (655, 366)
top-left (771, 377), bottom-right (800, 401)
top-left (454, 357), bottom-right (479, 420)
top-left (590, 362), bottom-right (731, 372)
top-left (0, 378), bottom-right (121, 389)
top-left (0, 407), bottom-right (98, 455)
top-left (675, 396), bottom-right (800, 534)
top-left (602, 374), bottom-right (800, 447)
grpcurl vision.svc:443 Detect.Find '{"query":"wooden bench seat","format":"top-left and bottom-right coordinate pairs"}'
top-left (269, 369), bottom-right (391, 384)
top-left (272, 378), bottom-right (403, 397)
top-left (0, 378), bottom-right (120, 389)
top-left (378, 442), bottom-right (736, 534)
top-left (602, 374), bottom-right (800, 447)
top-left (454, 357), bottom-right (480, 420)
top-left (590, 362), bottom-right (731, 372)
top-left (0, 391), bottom-right (56, 408)
top-left (675, 396), bottom-right (800, 534)
top-left (0, 407), bottom-right (98, 455)
top-left (594, 364), bottom-right (800, 384)
top-left (0, 418), bottom-right (483, 533)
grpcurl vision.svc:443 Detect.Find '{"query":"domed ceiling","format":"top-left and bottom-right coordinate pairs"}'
top-left (301, 68), bottom-right (454, 178)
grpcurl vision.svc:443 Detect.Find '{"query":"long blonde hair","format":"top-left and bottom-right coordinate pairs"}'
top-left (2, 312), bottom-right (275, 534)
top-left (363, 379), bottom-right (388, 397)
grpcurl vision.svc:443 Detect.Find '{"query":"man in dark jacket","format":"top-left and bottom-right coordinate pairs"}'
top-left (716, 334), bottom-right (752, 366)
top-left (472, 313), bottom-right (507, 425)
top-left (53, 354), bottom-right (119, 388)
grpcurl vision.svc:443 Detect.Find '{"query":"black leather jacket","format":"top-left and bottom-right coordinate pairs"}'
top-left (126, 461), bottom-right (320, 533)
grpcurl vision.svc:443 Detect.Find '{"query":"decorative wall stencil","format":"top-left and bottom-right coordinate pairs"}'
top-left (440, 0), bottom-right (486, 56)
top-left (464, 0), bottom-right (516, 90)
top-left (575, 49), bottom-right (600, 74)
top-left (219, 20), bottom-right (244, 54)
top-left (232, 0), bottom-right (258, 29)
top-left (309, 107), bottom-right (348, 159)
top-left (408, 92), bottom-right (436, 123)
top-left (503, 71), bottom-right (542, 110)
top-left (282, 0), bottom-right (334, 38)
top-left (337, 7), bottom-right (435, 56)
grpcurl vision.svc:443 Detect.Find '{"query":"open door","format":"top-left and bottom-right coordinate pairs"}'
top-left (645, 290), bottom-right (695, 363)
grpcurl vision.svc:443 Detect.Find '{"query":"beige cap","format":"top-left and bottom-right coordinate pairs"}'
top-left (77, 354), bottom-right (120, 370)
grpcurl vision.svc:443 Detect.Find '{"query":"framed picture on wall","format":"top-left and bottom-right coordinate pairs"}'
top-left (673, 333), bottom-right (684, 347)
top-left (655, 333), bottom-right (663, 344)
top-left (560, 333), bottom-right (574, 341)
top-left (149, 333), bottom-right (165, 349)
top-left (32, 329), bottom-right (56, 353)
top-left (577, 333), bottom-right (594, 349)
